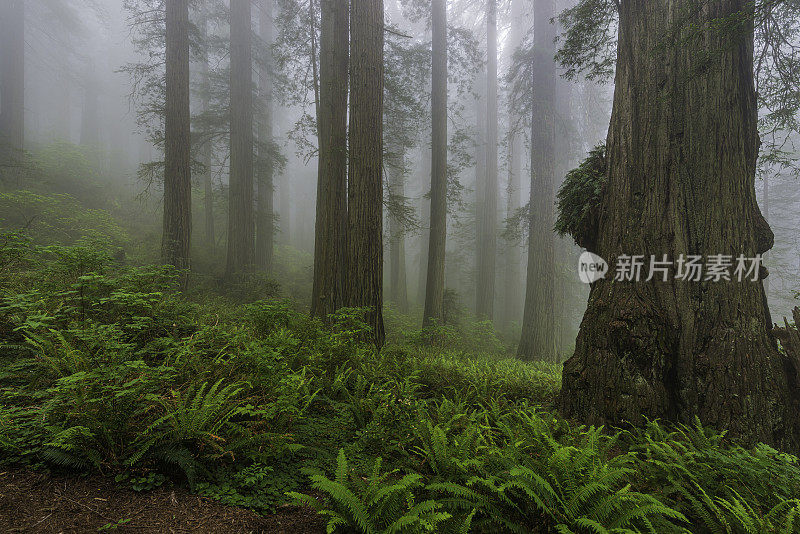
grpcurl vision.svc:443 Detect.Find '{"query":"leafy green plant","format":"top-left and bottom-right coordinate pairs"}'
top-left (288, 449), bottom-right (452, 534)
top-left (555, 144), bottom-right (606, 250)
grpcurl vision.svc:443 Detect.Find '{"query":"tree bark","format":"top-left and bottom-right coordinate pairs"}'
top-left (162, 0), bottom-right (192, 271)
top-left (423, 0), bottom-right (447, 328)
top-left (255, 0), bottom-right (275, 272)
top-left (0, 0), bottom-right (24, 162)
top-left (416, 147), bottom-right (431, 306)
top-left (762, 174), bottom-right (769, 298)
top-left (388, 150), bottom-right (409, 312)
top-left (558, 0), bottom-right (800, 450)
top-left (226, 0), bottom-right (255, 276)
top-left (311, 0), bottom-right (349, 319)
top-left (347, 0), bottom-right (385, 346)
top-left (502, 0), bottom-right (525, 329)
top-left (477, 0), bottom-right (498, 321)
top-left (199, 15), bottom-right (214, 253)
top-left (518, 0), bottom-right (556, 361)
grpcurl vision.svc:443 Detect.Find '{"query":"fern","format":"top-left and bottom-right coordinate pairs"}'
top-left (288, 449), bottom-right (451, 534)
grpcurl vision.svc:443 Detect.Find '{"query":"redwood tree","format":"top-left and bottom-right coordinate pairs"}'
top-left (476, 0), bottom-right (498, 320)
top-left (347, 0), bottom-right (385, 345)
top-left (519, 0), bottom-right (557, 361)
top-left (422, 0), bottom-right (447, 328)
top-left (558, 0), bottom-right (800, 450)
top-left (0, 0), bottom-right (24, 161)
top-left (226, 0), bottom-right (255, 276)
top-left (255, 0), bottom-right (275, 272)
top-left (311, 0), bottom-right (349, 319)
top-left (162, 0), bottom-right (192, 271)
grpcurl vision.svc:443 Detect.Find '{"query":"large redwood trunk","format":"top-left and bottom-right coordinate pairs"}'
top-left (255, 0), bottom-right (275, 273)
top-left (347, 0), bottom-right (385, 346)
top-left (558, 0), bottom-right (800, 450)
top-left (518, 0), bottom-right (556, 361)
top-left (422, 0), bottom-right (447, 328)
top-left (162, 0), bottom-right (192, 271)
top-left (311, 0), bottom-right (349, 319)
top-left (226, 0), bottom-right (255, 276)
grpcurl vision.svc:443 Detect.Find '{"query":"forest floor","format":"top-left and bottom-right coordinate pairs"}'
top-left (0, 468), bottom-right (325, 533)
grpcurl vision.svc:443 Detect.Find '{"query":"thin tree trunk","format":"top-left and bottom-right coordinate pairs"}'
top-left (502, 0), bottom-right (524, 329)
top-left (162, 0), bottom-right (192, 271)
top-left (559, 0), bottom-right (800, 450)
top-left (763, 174), bottom-right (769, 298)
top-left (473, 75), bottom-right (485, 315)
top-left (255, 0), bottom-right (275, 272)
top-left (389, 150), bottom-right (409, 312)
top-left (199, 15), bottom-right (214, 253)
top-left (477, 0), bottom-right (498, 321)
top-left (226, 0), bottom-right (255, 276)
top-left (416, 146), bottom-right (431, 306)
top-left (518, 0), bottom-right (556, 361)
top-left (309, 0), bottom-right (321, 132)
top-left (423, 0), bottom-right (447, 328)
top-left (347, 0), bottom-right (385, 346)
top-left (0, 0), bottom-right (24, 161)
top-left (503, 132), bottom-right (522, 326)
top-left (311, 0), bottom-right (349, 319)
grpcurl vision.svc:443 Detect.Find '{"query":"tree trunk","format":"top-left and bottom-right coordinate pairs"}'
top-left (477, 0), bottom-right (498, 321)
top-left (422, 0), bottom-right (447, 328)
top-left (347, 0), bottom-right (385, 346)
top-left (762, 174), bottom-right (769, 298)
top-left (0, 0), bottom-right (24, 161)
top-left (199, 15), bottom-right (214, 253)
top-left (416, 147), bottom-right (430, 306)
top-left (502, 0), bottom-right (525, 329)
top-left (518, 0), bottom-right (556, 361)
top-left (388, 150), bottom-right (409, 312)
top-left (503, 131), bottom-right (522, 326)
top-left (311, 0), bottom-right (349, 319)
top-left (226, 0), bottom-right (255, 276)
top-left (473, 74), bottom-right (485, 315)
top-left (558, 0), bottom-right (800, 450)
top-left (162, 0), bottom-right (192, 271)
top-left (255, 0), bottom-right (275, 272)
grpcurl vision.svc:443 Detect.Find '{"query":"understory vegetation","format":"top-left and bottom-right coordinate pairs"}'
top-left (1, 235), bottom-right (799, 533)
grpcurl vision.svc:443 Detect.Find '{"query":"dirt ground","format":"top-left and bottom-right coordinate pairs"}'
top-left (0, 468), bottom-right (325, 533)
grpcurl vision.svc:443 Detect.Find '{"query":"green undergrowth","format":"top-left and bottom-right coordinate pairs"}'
top-left (1, 238), bottom-right (799, 533)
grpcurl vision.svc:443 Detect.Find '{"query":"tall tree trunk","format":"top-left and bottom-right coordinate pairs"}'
top-left (255, 0), bottom-right (275, 272)
top-left (162, 0), bottom-right (192, 271)
top-left (423, 0), bottom-right (447, 328)
top-left (559, 0), bottom-right (800, 450)
top-left (762, 174), bottom-right (769, 298)
top-left (503, 133), bottom-right (522, 325)
top-left (416, 146), bottom-right (431, 306)
top-left (347, 0), bottom-right (385, 346)
top-left (502, 0), bottom-right (525, 329)
top-left (389, 150), bottom-right (409, 312)
top-left (199, 15), bottom-right (215, 253)
top-left (311, 0), bottom-right (349, 319)
top-left (226, 0), bottom-right (255, 276)
top-left (477, 0), bottom-right (498, 320)
top-left (473, 74), bottom-right (485, 315)
top-left (518, 0), bottom-right (556, 361)
top-left (0, 0), bottom-right (24, 162)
